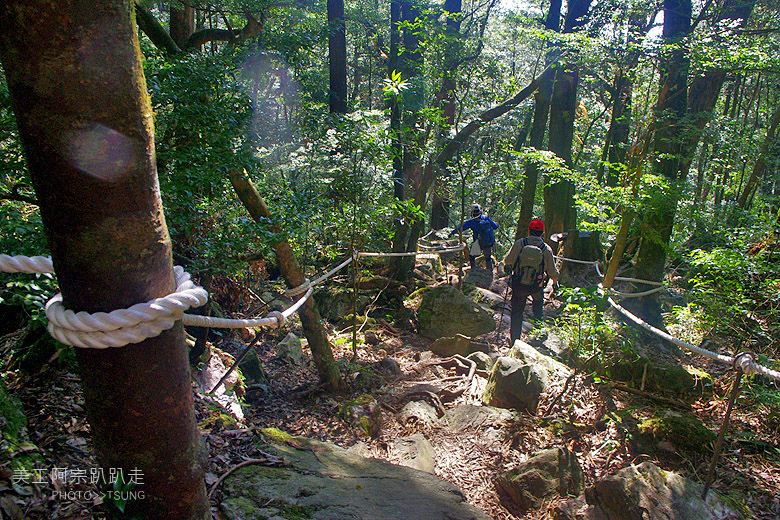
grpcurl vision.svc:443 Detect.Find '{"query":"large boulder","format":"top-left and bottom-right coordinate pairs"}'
top-left (553, 461), bottom-right (742, 520)
top-left (482, 357), bottom-right (548, 413)
top-left (220, 433), bottom-right (492, 520)
top-left (430, 334), bottom-right (490, 357)
top-left (495, 447), bottom-right (584, 514)
top-left (417, 285), bottom-right (495, 339)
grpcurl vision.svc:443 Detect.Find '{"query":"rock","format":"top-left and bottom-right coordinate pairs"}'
top-left (374, 357), bottom-right (402, 377)
top-left (364, 331), bottom-right (381, 346)
top-left (603, 354), bottom-right (713, 398)
top-left (553, 461), bottom-right (741, 520)
top-left (430, 334), bottom-right (490, 357)
top-left (496, 447), bottom-right (584, 514)
top-left (417, 285), bottom-right (496, 339)
top-left (471, 287), bottom-right (507, 309)
top-left (463, 268), bottom-right (494, 289)
top-left (0, 380), bottom-right (43, 472)
top-left (635, 412), bottom-right (717, 453)
top-left (397, 401), bottom-right (442, 428)
top-left (340, 395), bottom-right (382, 438)
top-left (196, 352), bottom-right (245, 422)
top-left (467, 351), bottom-right (494, 372)
top-left (393, 434), bottom-right (436, 473)
top-left (316, 286), bottom-right (370, 322)
top-left (525, 330), bottom-right (565, 356)
top-left (482, 357), bottom-right (547, 413)
top-left (275, 333), bottom-right (304, 365)
top-left (221, 434), bottom-right (491, 520)
top-left (239, 349), bottom-right (267, 383)
top-left (510, 340), bottom-right (571, 381)
top-left (444, 405), bottom-right (519, 435)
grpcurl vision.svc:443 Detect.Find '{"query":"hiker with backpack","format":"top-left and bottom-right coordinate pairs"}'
top-left (503, 218), bottom-right (559, 344)
top-left (449, 204), bottom-right (498, 270)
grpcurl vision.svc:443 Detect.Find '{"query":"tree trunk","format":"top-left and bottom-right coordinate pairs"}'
top-left (170, 3), bottom-right (195, 49)
top-left (543, 0), bottom-right (592, 236)
top-left (516, 0), bottom-right (560, 239)
top-left (737, 101), bottom-right (780, 209)
top-left (630, 0), bottom-right (691, 326)
top-left (0, 2), bottom-right (208, 518)
top-left (328, 0), bottom-right (348, 113)
top-left (545, 64), bottom-right (579, 236)
top-left (227, 170), bottom-right (343, 391)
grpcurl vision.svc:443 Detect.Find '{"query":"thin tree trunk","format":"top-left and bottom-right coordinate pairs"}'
top-left (0, 1), bottom-right (207, 518)
top-left (737, 102), bottom-right (780, 209)
top-left (227, 170), bottom-right (344, 391)
top-left (328, 0), bottom-right (348, 113)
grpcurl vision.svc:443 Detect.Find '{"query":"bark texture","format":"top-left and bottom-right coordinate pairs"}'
top-left (328, 0), bottom-right (348, 113)
top-left (0, 1), bottom-right (207, 518)
top-left (227, 170), bottom-right (343, 391)
top-left (631, 0), bottom-right (691, 326)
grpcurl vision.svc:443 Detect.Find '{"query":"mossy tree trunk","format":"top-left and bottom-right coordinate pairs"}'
top-left (228, 169), bottom-right (344, 392)
top-left (630, 0), bottom-right (691, 327)
top-left (543, 0), bottom-right (592, 237)
top-left (0, 1), bottom-right (208, 518)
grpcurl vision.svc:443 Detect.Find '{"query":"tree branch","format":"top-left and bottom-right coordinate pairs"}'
top-left (134, 0), bottom-right (182, 56)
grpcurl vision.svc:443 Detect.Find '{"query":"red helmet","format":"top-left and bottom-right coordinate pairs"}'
top-left (529, 219), bottom-right (544, 232)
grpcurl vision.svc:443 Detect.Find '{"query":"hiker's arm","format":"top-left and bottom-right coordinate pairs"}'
top-left (544, 248), bottom-right (559, 281)
top-left (503, 240), bottom-right (521, 271)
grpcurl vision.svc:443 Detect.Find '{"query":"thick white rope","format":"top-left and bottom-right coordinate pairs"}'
top-left (0, 254), bottom-right (54, 274)
top-left (603, 293), bottom-right (780, 381)
top-left (7, 248), bottom-right (777, 380)
top-left (0, 247), bottom-right (458, 349)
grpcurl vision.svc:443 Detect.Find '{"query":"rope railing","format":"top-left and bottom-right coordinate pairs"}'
top-left (0, 246), bottom-right (460, 350)
top-left (545, 253), bottom-right (779, 381)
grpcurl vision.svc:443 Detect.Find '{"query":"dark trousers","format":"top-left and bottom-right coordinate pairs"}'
top-left (510, 286), bottom-right (543, 344)
top-left (470, 246), bottom-right (493, 269)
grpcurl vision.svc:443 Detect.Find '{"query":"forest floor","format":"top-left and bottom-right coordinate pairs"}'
top-left (1, 263), bottom-right (780, 519)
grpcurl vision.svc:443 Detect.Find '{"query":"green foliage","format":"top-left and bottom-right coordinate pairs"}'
top-left (687, 239), bottom-right (780, 353)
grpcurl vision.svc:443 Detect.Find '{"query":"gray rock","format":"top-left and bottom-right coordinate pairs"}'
top-left (430, 334), bottom-right (490, 357)
top-left (220, 435), bottom-right (491, 520)
top-left (340, 395), bottom-right (381, 438)
top-left (466, 351), bottom-right (494, 372)
top-left (397, 400), bottom-right (442, 428)
top-left (374, 357), bottom-right (402, 376)
top-left (393, 434), bottom-right (436, 473)
top-left (444, 405), bottom-right (519, 432)
top-left (417, 285), bottom-right (496, 339)
top-left (239, 350), bottom-right (267, 383)
top-left (275, 332), bottom-right (304, 365)
top-left (526, 330), bottom-right (565, 356)
top-left (472, 287), bottom-right (507, 309)
top-left (463, 268), bottom-right (494, 289)
top-left (554, 461), bottom-right (741, 520)
top-left (495, 447), bottom-right (584, 514)
top-left (510, 340), bottom-right (571, 381)
top-left (482, 357), bottom-right (548, 413)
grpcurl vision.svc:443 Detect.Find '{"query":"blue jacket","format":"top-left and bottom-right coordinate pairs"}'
top-left (451, 215), bottom-right (498, 242)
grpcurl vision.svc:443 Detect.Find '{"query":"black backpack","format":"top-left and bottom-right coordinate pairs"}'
top-left (511, 238), bottom-right (545, 290)
top-left (476, 217), bottom-right (495, 248)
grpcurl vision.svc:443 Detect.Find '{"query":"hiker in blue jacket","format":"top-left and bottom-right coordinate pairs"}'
top-left (449, 204), bottom-right (498, 270)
